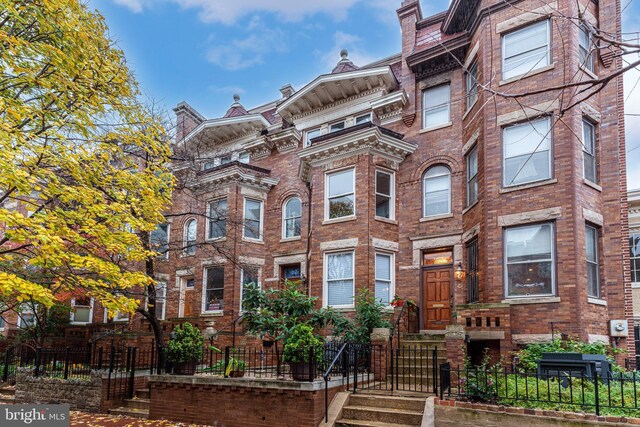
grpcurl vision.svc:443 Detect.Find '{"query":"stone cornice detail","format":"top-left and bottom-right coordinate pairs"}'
top-left (290, 87), bottom-right (385, 122)
top-left (296, 126), bottom-right (417, 181)
top-left (269, 128), bottom-right (301, 153)
top-left (189, 164), bottom-right (278, 191)
top-left (371, 91), bottom-right (408, 124)
top-left (242, 136), bottom-right (272, 160)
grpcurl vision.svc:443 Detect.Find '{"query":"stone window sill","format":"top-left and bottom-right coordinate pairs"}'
top-left (587, 297), bottom-right (607, 306)
top-left (632, 282), bottom-right (640, 289)
top-left (500, 178), bottom-right (557, 194)
top-left (280, 236), bottom-right (302, 243)
top-left (242, 238), bottom-right (264, 245)
top-left (583, 179), bottom-right (602, 192)
top-left (580, 65), bottom-right (598, 80)
top-left (462, 200), bottom-right (479, 215)
top-left (420, 213), bottom-right (453, 222)
top-left (499, 63), bottom-right (555, 86)
top-left (375, 216), bottom-right (398, 225)
top-left (462, 100), bottom-right (478, 121)
top-left (201, 311), bottom-right (224, 317)
top-left (323, 216), bottom-right (357, 225)
top-left (502, 296), bottom-right (561, 305)
top-left (420, 122), bottom-right (453, 134)
top-left (205, 237), bottom-right (227, 243)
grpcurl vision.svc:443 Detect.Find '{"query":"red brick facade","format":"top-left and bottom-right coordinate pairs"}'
top-left (4, 0), bottom-right (628, 365)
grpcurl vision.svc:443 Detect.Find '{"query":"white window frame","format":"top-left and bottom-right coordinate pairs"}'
top-left (203, 160), bottom-right (216, 170)
top-left (243, 198), bottom-right (264, 241)
top-left (375, 169), bottom-right (395, 220)
top-left (582, 118), bottom-right (597, 183)
top-left (631, 233), bottom-right (640, 287)
top-left (329, 120), bottom-right (346, 133)
top-left (422, 84), bottom-right (451, 129)
top-left (355, 113), bottom-right (372, 125)
top-left (323, 251), bottom-right (355, 309)
top-left (202, 266), bottom-right (225, 314)
top-left (579, 25), bottom-right (595, 74)
top-left (466, 60), bottom-right (479, 110)
top-left (183, 218), bottom-right (197, 255)
top-left (504, 222), bottom-right (556, 298)
top-left (282, 197), bottom-right (302, 239)
top-left (219, 154), bottom-right (232, 165)
top-left (145, 283), bottom-right (167, 321)
top-left (207, 198), bottom-right (227, 240)
top-left (502, 116), bottom-right (553, 187)
top-left (375, 252), bottom-right (395, 307)
top-left (325, 167), bottom-right (356, 221)
top-left (70, 297), bottom-right (94, 325)
top-left (239, 267), bottom-right (261, 312)
top-left (423, 165), bottom-right (452, 218)
top-left (585, 225), bottom-right (600, 298)
top-left (150, 223), bottom-right (170, 260)
top-left (466, 145), bottom-right (479, 206)
top-left (238, 151), bottom-right (250, 164)
top-left (304, 128), bottom-right (321, 147)
top-left (502, 19), bottom-right (551, 80)
top-left (18, 304), bottom-right (37, 329)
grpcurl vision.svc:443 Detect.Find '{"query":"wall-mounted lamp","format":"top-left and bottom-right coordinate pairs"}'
top-left (454, 262), bottom-right (466, 281)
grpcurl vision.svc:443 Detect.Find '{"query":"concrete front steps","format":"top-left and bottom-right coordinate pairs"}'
top-left (0, 385), bottom-right (15, 404)
top-left (336, 394), bottom-right (426, 427)
top-left (108, 388), bottom-right (150, 419)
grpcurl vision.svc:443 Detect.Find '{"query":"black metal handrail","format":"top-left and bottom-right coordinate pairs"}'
top-left (323, 342), bottom-right (349, 423)
top-left (389, 300), bottom-right (409, 348)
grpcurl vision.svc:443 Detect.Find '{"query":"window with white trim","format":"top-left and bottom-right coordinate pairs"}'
top-left (423, 165), bottom-right (451, 217)
top-left (70, 297), bottom-right (93, 324)
top-left (219, 155), bottom-right (232, 165)
top-left (283, 197), bottom-right (302, 238)
top-left (505, 223), bottom-right (555, 298)
top-left (243, 198), bottom-right (263, 240)
top-left (238, 151), bottom-right (250, 164)
top-left (150, 223), bottom-right (170, 259)
top-left (203, 266), bottom-right (224, 312)
top-left (325, 251), bottom-right (354, 308)
top-left (240, 267), bottom-right (260, 311)
top-left (582, 118), bottom-right (597, 183)
top-left (145, 282), bottom-right (167, 321)
top-left (503, 117), bottom-right (552, 187)
top-left (326, 168), bottom-right (355, 220)
top-left (422, 84), bottom-right (451, 129)
top-left (630, 233), bottom-right (640, 286)
top-left (355, 113), bottom-right (372, 125)
top-left (579, 25), bottom-right (595, 73)
top-left (502, 20), bottom-right (550, 80)
top-left (585, 225), bottom-right (600, 298)
top-left (203, 160), bottom-right (216, 170)
top-left (208, 199), bottom-right (227, 239)
top-left (466, 145), bottom-right (478, 206)
top-left (329, 121), bottom-right (345, 132)
top-left (18, 304), bottom-right (36, 329)
top-left (305, 128), bottom-right (321, 147)
top-left (375, 253), bottom-right (393, 305)
top-left (375, 170), bottom-right (394, 219)
top-left (466, 60), bottom-right (478, 109)
top-left (184, 219), bottom-right (197, 255)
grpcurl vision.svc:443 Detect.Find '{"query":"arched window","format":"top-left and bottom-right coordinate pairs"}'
top-left (423, 165), bottom-right (451, 217)
top-left (283, 197), bottom-right (302, 239)
top-left (184, 219), bottom-right (197, 255)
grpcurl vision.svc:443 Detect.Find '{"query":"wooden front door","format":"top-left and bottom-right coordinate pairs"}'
top-left (422, 268), bottom-right (452, 330)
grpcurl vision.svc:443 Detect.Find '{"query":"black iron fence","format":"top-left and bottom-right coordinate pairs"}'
top-left (439, 364), bottom-right (640, 417)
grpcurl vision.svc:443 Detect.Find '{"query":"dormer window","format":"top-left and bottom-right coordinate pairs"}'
top-left (220, 155), bottom-right (232, 165)
top-left (238, 151), bottom-right (250, 164)
top-left (355, 113), bottom-right (372, 125)
top-left (330, 121), bottom-right (345, 132)
top-left (305, 128), bottom-right (321, 147)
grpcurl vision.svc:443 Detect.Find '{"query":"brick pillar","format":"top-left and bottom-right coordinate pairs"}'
top-left (445, 324), bottom-right (466, 368)
top-left (370, 328), bottom-right (390, 382)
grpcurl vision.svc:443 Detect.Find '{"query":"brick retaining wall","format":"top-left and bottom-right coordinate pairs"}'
top-left (149, 375), bottom-right (356, 427)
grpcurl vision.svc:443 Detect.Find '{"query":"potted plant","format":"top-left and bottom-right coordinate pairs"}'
top-left (283, 324), bottom-right (323, 381)
top-left (167, 322), bottom-right (203, 375)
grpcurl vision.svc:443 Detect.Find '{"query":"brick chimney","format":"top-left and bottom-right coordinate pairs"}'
top-left (173, 101), bottom-right (205, 142)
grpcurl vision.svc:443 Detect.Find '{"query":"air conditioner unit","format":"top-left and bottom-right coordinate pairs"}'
top-left (609, 320), bottom-right (629, 337)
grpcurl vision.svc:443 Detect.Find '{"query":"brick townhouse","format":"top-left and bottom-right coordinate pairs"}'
top-left (1, 0), bottom-right (631, 364)
top-left (630, 188), bottom-right (640, 355)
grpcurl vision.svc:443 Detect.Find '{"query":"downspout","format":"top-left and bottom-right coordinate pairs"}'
top-left (306, 180), bottom-right (313, 298)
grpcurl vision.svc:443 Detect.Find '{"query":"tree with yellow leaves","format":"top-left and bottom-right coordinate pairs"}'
top-left (0, 0), bottom-right (173, 344)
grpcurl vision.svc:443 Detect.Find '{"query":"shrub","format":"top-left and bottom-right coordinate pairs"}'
top-left (283, 324), bottom-right (324, 364)
top-left (167, 322), bottom-right (203, 364)
top-left (330, 289), bottom-right (392, 343)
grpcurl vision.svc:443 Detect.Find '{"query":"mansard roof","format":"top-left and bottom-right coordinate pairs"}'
top-left (276, 66), bottom-right (399, 120)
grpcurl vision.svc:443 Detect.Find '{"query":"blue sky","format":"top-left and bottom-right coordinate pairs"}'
top-left (98, 0), bottom-right (639, 188)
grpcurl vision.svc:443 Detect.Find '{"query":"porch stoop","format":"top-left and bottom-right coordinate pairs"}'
top-left (108, 388), bottom-right (150, 419)
top-left (336, 394), bottom-right (426, 427)
top-left (0, 384), bottom-right (15, 404)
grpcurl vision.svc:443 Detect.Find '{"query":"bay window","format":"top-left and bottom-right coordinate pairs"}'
top-left (326, 168), bottom-right (355, 220)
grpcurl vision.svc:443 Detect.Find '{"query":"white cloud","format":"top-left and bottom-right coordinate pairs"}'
top-left (318, 31), bottom-right (378, 70)
top-left (208, 85), bottom-right (246, 95)
top-left (205, 16), bottom-right (287, 70)
top-left (112, 0), bottom-right (148, 13)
